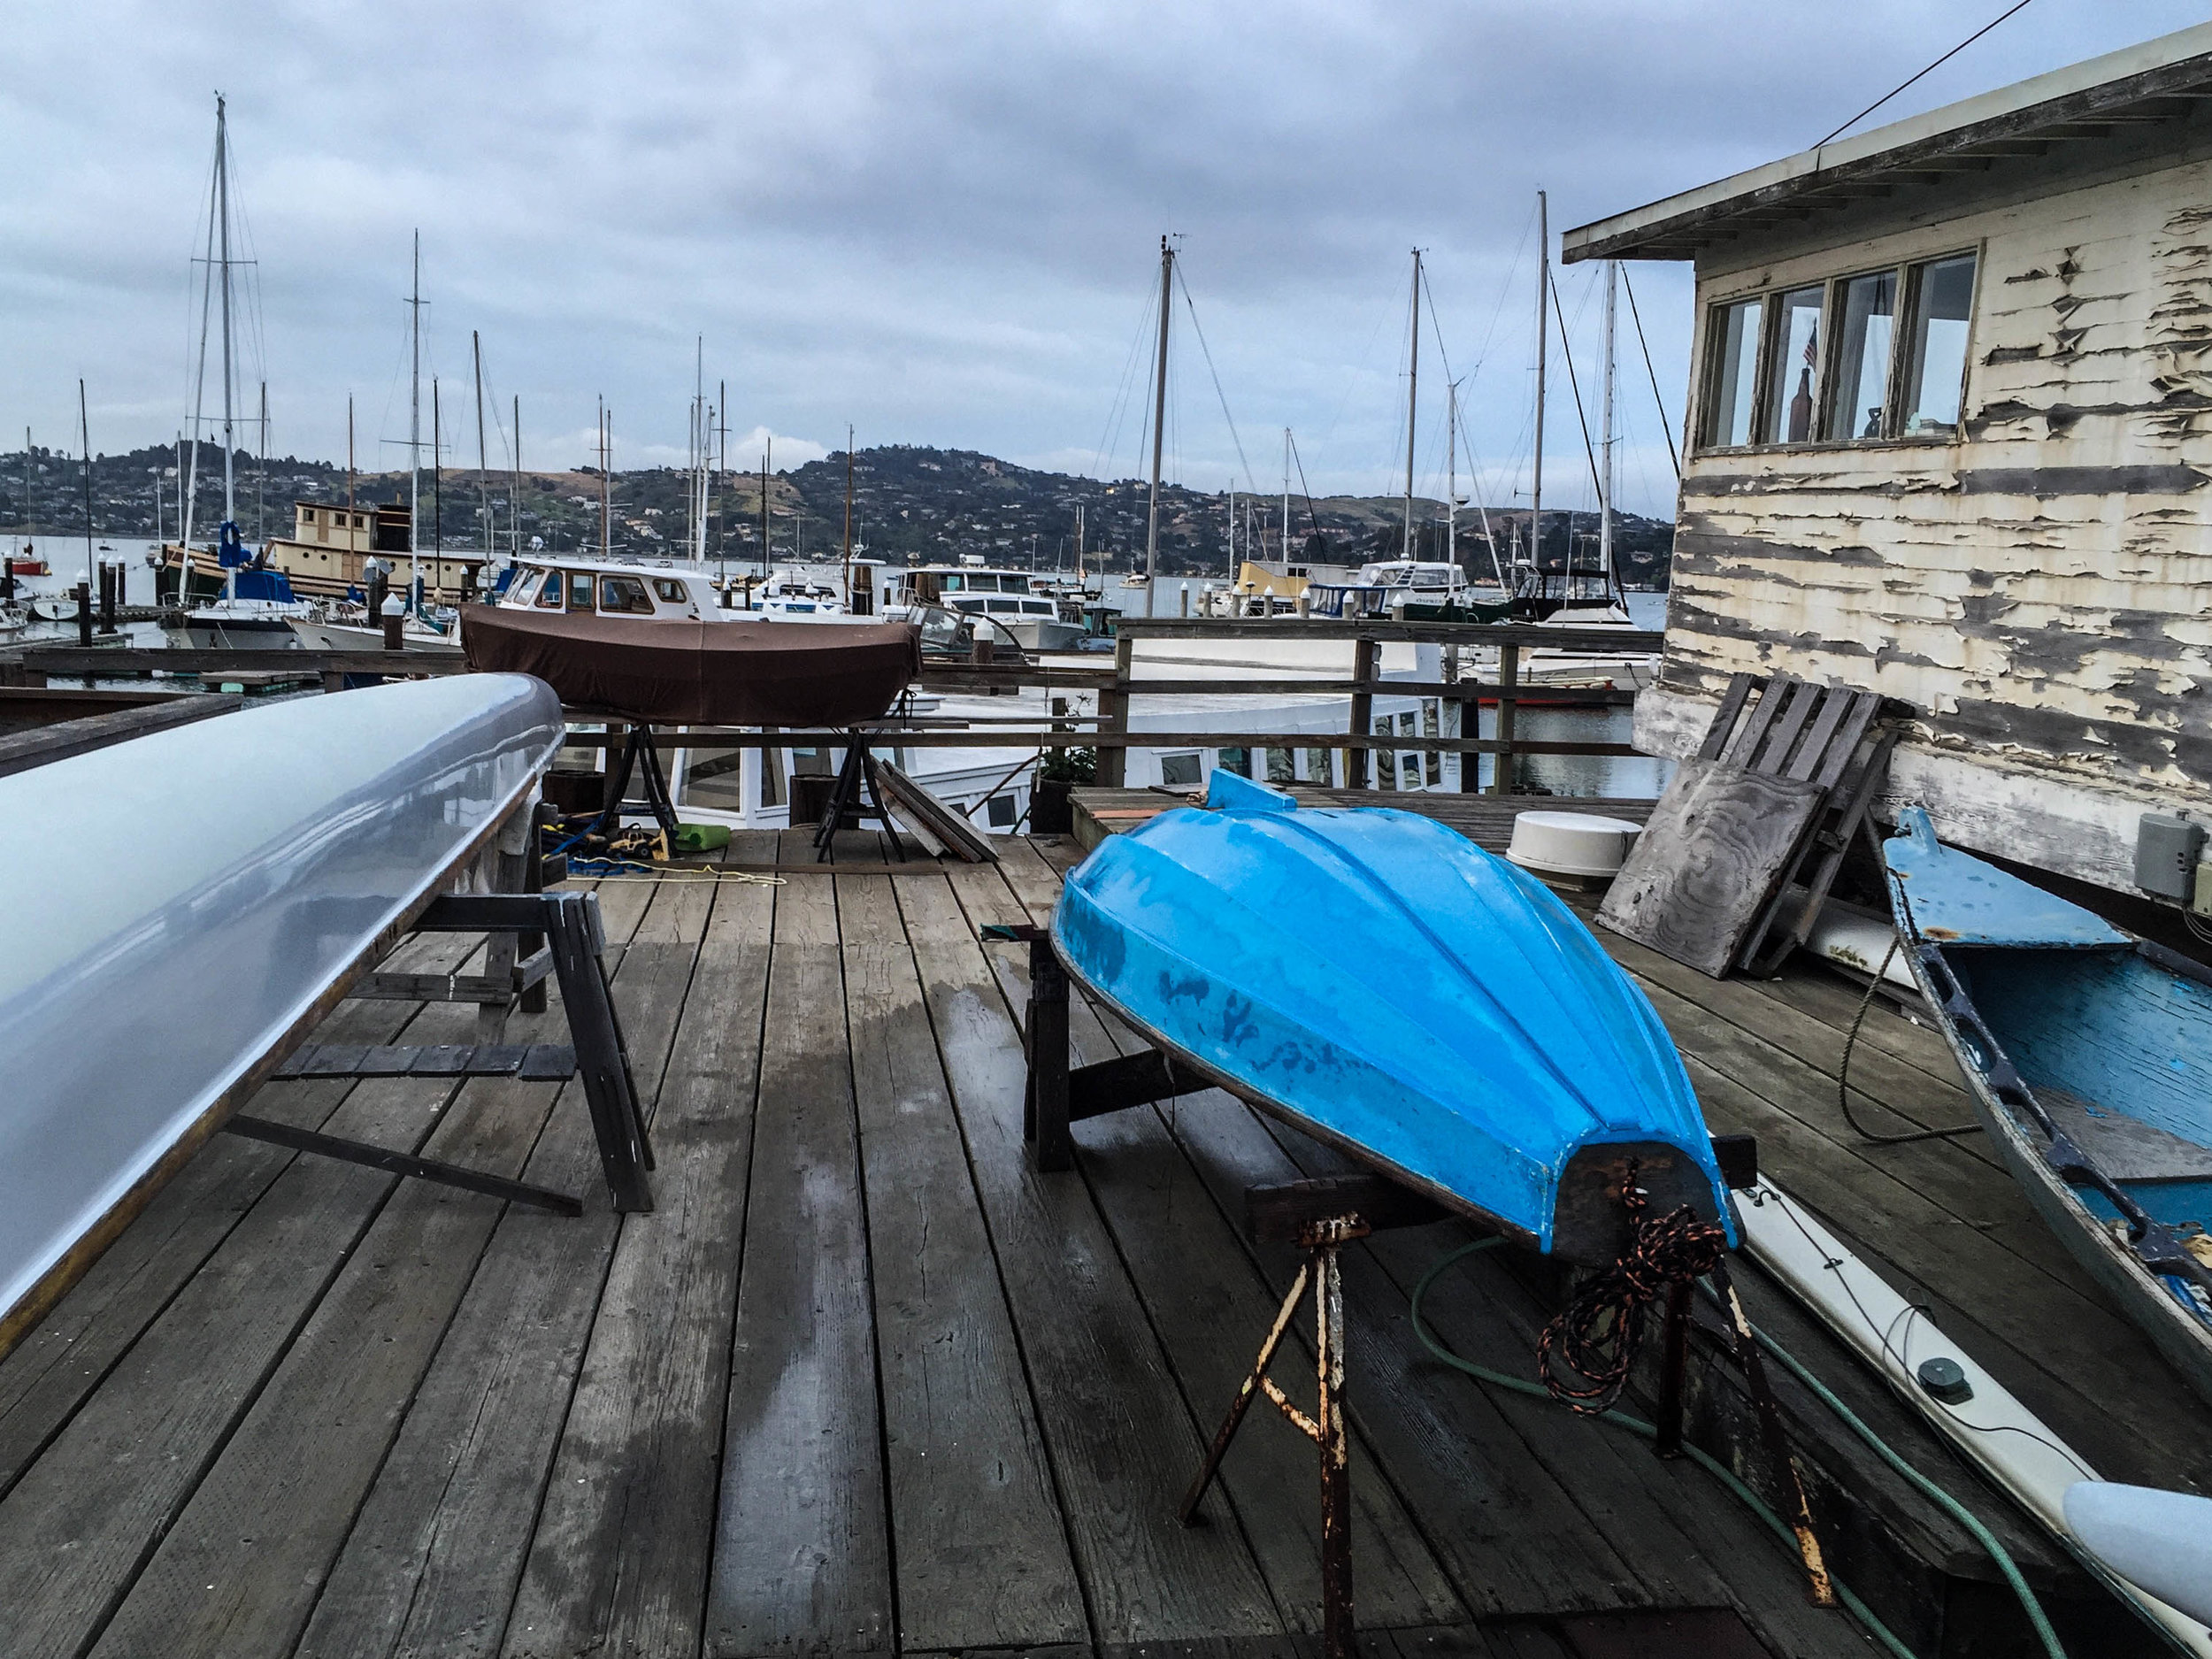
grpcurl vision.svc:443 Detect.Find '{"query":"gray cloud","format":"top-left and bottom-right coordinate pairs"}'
top-left (4, 0), bottom-right (2202, 517)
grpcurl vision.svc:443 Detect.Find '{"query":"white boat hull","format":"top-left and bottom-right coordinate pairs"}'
top-left (0, 674), bottom-right (563, 1355)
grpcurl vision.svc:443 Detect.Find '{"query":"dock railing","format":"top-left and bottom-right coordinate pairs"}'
top-left (2, 614), bottom-right (1662, 795)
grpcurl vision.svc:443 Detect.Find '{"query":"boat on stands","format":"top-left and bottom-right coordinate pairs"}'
top-left (1885, 807), bottom-right (2212, 1402)
top-left (1053, 769), bottom-right (1736, 1261)
top-left (0, 673), bottom-right (563, 1356)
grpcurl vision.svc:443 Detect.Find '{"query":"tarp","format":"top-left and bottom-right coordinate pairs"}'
top-left (460, 605), bottom-right (921, 726)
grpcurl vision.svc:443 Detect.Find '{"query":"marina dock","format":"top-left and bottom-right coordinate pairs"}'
top-left (3, 809), bottom-right (2198, 1659)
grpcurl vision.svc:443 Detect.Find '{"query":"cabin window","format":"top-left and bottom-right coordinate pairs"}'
top-left (534, 572), bottom-right (565, 610)
top-left (1302, 747), bottom-right (1333, 785)
top-left (567, 572), bottom-right (594, 610)
top-left (599, 573), bottom-right (655, 615)
top-left (653, 578), bottom-right (687, 603)
top-left (1265, 747), bottom-right (1294, 784)
top-left (1216, 747), bottom-right (1250, 779)
top-left (984, 793), bottom-right (1018, 828)
top-left (1761, 286), bottom-right (1825, 443)
top-left (513, 570), bottom-right (544, 605)
top-left (1159, 751), bottom-right (1202, 787)
top-left (986, 597), bottom-right (1020, 613)
top-left (1901, 252), bottom-right (1977, 435)
top-left (1826, 269), bottom-right (1898, 441)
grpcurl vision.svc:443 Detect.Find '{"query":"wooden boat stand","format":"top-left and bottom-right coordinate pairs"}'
top-left (813, 735), bottom-right (908, 862)
top-left (227, 805), bottom-right (656, 1217)
top-left (588, 723), bottom-right (682, 844)
top-left (993, 920), bottom-right (1835, 1635)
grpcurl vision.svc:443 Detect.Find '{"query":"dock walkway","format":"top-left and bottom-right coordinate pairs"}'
top-left (2, 813), bottom-right (2203, 1658)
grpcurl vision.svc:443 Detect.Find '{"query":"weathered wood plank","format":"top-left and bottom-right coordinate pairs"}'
top-left (981, 841), bottom-right (1467, 1633)
top-left (833, 837), bottom-right (1090, 1652)
top-left (894, 869), bottom-right (1283, 1647)
top-left (1596, 757), bottom-right (1825, 978)
top-left (495, 841), bottom-right (774, 1659)
top-left (77, 885), bottom-right (682, 1659)
top-left (705, 840), bottom-right (894, 1658)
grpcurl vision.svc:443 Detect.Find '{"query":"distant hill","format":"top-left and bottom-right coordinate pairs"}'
top-left (0, 440), bottom-right (1671, 587)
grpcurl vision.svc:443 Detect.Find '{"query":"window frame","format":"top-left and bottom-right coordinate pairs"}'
top-left (1694, 244), bottom-right (1981, 456)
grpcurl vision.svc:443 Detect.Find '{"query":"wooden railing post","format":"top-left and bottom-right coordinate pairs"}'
top-left (1488, 643), bottom-right (1519, 796)
top-left (1346, 635), bottom-right (1378, 790)
top-left (1098, 632), bottom-right (1134, 787)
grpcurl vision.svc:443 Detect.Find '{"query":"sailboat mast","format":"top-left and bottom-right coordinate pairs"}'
top-left (347, 396), bottom-right (356, 530)
top-left (216, 96), bottom-right (235, 532)
top-left (408, 230), bottom-right (422, 584)
top-left (472, 331), bottom-right (488, 563)
top-left (1281, 427), bottom-right (1291, 563)
top-left (1530, 191), bottom-right (1547, 593)
top-left (759, 440), bottom-right (770, 581)
top-left (1447, 380), bottom-right (1456, 576)
top-left (715, 379), bottom-right (726, 579)
top-left (511, 396), bottom-right (521, 557)
top-left (433, 378), bottom-right (442, 576)
top-left (1403, 248), bottom-right (1419, 561)
top-left (598, 400), bottom-right (611, 557)
top-left (1074, 501), bottom-right (1085, 584)
top-left (1599, 258), bottom-right (1617, 601)
top-left (1144, 234), bottom-right (1171, 617)
top-left (842, 423), bottom-right (854, 605)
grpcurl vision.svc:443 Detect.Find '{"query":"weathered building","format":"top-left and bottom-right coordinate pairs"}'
top-left (1563, 26), bottom-right (2212, 894)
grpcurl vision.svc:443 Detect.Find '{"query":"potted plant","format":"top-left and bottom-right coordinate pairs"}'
top-left (1031, 746), bottom-right (1096, 834)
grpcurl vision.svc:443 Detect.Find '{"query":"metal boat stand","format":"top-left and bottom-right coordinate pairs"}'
top-left (813, 733), bottom-right (907, 862)
top-left (227, 803), bottom-right (656, 1217)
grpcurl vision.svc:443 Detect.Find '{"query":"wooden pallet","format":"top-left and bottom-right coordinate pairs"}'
top-left (1598, 673), bottom-right (1906, 979)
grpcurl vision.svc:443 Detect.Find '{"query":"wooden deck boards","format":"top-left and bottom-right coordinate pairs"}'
top-left (8, 822), bottom-right (2206, 1658)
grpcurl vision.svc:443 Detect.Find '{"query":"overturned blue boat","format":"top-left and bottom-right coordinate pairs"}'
top-left (1053, 772), bottom-right (1735, 1263)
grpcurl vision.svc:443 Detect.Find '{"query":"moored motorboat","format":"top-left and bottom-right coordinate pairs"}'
top-left (1052, 770), bottom-right (1734, 1262)
top-left (0, 674), bottom-right (564, 1357)
top-left (1885, 808), bottom-right (2212, 1401)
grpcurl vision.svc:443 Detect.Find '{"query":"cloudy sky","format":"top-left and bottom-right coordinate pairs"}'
top-left (5, 1), bottom-right (2205, 517)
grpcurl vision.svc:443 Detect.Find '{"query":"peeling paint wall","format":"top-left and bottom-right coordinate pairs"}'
top-left (1663, 149), bottom-right (2212, 886)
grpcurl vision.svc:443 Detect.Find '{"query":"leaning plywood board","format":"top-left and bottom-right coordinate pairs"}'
top-left (1595, 755), bottom-right (1823, 978)
top-left (877, 759), bottom-right (999, 864)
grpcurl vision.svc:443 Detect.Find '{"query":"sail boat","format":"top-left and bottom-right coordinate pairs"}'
top-left (1118, 236), bottom-right (1174, 601)
top-left (161, 96), bottom-right (314, 649)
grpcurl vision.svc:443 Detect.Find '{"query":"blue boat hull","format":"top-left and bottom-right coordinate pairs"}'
top-left (1053, 774), bottom-right (1733, 1263)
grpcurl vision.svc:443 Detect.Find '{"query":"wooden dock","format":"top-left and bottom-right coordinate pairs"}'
top-left (3, 818), bottom-right (2205, 1658)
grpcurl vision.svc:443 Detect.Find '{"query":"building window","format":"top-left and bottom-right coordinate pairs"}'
top-left (1159, 751), bottom-right (1202, 787)
top-left (1302, 746), bottom-right (1333, 785)
top-left (1762, 286), bottom-right (1826, 444)
top-left (1826, 269), bottom-right (1899, 441)
top-left (1702, 296), bottom-right (1763, 448)
top-left (302, 507), bottom-right (317, 523)
top-left (985, 793), bottom-right (1018, 827)
top-left (1701, 250), bottom-right (1978, 451)
top-left (1265, 747), bottom-right (1294, 784)
top-left (1901, 253), bottom-right (1977, 435)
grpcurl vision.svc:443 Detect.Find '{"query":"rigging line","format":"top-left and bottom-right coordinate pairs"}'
top-left (1174, 263), bottom-right (1257, 492)
top-left (1287, 430), bottom-right (1321, 538)
top-left (1814, 0), bottom-right (2035, 149)
top-left (1618, 267), bottom-right (1680, 480)
top-left (1548, 269), bottom-right (1605, 509)
top-left (1093, 277), bottom-right (1157, 478)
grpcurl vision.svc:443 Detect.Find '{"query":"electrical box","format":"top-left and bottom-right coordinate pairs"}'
top-left (2136, 813), bottom-right (2206, 902)
top-left (2195, 862), bottom-right (2212, 920)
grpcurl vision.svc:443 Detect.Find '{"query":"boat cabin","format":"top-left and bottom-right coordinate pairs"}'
top-left (499, 555), bottom-right (718, 619)
top-left (1307, 559), bottom-right (1468, 618)
top-left (895, 561), bottom-right (1064, 627)
top-left (1563, 23), bottom-right (2212, 898)
top-left (288, 500), bottom-right (411, 556)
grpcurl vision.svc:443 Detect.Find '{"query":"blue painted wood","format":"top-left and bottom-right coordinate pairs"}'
top-left (1052, 772), bottom-right (1733, 1259)
top-left (1886, 807), bottom-right (2129, 948)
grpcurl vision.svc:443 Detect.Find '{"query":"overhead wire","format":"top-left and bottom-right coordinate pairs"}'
top-left (1175, 261), bottom-right (1258, 493)
top-left (1814, 0), bottom-right (2037, 149)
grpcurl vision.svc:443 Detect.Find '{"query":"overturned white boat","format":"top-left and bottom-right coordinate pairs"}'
top-left (0, 673), bottom-right (563, 1356)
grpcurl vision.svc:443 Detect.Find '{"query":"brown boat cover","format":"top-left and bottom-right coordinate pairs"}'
top-left (460, 605), bottom-right (921, 726)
